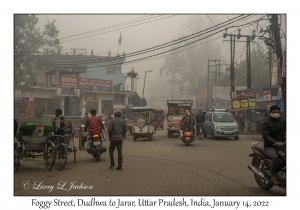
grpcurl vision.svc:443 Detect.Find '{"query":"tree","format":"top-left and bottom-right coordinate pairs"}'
top-left (14, 15), bottom-right (62, 85)
top-left (159, 15), bottom-right (220, 95)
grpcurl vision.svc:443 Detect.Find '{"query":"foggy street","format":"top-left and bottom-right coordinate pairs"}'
top-left (14, 128), bottom-right (285, 196)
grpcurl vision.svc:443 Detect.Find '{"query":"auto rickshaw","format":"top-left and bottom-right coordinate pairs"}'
top-left (154, 109), bottom-right (164, 130)
top-left (131, 107), bottom-right (155, 141)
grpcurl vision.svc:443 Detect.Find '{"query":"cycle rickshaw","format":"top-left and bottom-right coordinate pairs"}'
top-left (14, 120), bottom-right (77, 172)
top-left (14, 120), bottom-right (55, 172)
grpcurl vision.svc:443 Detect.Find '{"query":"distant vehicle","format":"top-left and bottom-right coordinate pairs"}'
top-left (166, 100), bottom-right (193, 138)
top-left (154, 109), bottom-right (164, 130)
top-left (203, 109), bottom-right (239, 140)
top-left (131, 107), bottom-right (155, 141)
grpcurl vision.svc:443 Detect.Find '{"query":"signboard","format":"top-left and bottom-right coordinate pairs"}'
top-left (263, 90), bottom-right (272, 102)
top-left (114, 94), bottom-right (124, 105)
top-left (14, 89), bottom-right (21, 103)
top-left (230, 89), bottom-right (257, 110)
top-left (24, 101), bottom-right (34, 114)
top-left (84, 93), bottom-right (97, 101)
top-left (282, 51), bottom-right (286, 77)
top-left (212, 86), bottom-right (247, 109)
top-left (271, 59), bottom-right (279, 86)
top-left (78, 77), bottom-right (112, 91)
top-left (61, 75), bottom-right (78, 94)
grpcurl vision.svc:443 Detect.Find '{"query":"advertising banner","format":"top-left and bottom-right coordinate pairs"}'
top-left (212, 86), bottom-right (247, 109)
top-left (282, 51), bottom-right (286, 77)
top-left (24, 101), bottom-right (34, 114)
top-left (271, 59), bottom-right (279, 86)
top-left (61, 75), bottom-right (78, 94)
top-left (230, 89), bottom-right (258, 110)
top-left (78, 77), bottom-right (112, 91)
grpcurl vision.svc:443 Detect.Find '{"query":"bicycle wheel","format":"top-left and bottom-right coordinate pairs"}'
top-left (54, 144), bottom-right (68, 171)
top-left (45, 144), bottom-right (55, 171)
top-left (14, 145), bottom-right (20, 172)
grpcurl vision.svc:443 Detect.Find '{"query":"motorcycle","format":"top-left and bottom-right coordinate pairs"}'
top-left (87, 133), bottom-right (107, 162)
top-left (248, 142), bottom-right (286, 190)
top-left (181, 128), bottom-right (195, 146)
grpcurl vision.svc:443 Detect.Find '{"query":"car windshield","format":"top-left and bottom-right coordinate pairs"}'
top-left (213, 113), bottom-right (235, 122)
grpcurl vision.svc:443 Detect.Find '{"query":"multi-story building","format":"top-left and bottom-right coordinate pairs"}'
top-left (17, 50), bottom-right (129, 117)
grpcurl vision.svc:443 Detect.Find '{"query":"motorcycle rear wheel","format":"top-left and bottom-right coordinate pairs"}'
top-left (253, 159), bottom-right (274, 190)
top-left (96, 150), bottom-right (100, 162)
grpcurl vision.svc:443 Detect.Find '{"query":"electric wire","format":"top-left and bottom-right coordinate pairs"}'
top-left (38, 15), bottom-right (252, 66)
top-left (38, 15), bottom-right (265, 73)
top-left (60, 15), bottom-right (178, 43)
top-left (59, 15), bottom-right (160, 40)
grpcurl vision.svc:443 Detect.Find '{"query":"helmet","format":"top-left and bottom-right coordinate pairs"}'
top-left (185, 110), bottom-right (190, 116)
top-left (114, 109), bottom-right (122, 116)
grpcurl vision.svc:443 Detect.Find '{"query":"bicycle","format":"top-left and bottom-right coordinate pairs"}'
top-left (51, 134), bottom-right (68, 171)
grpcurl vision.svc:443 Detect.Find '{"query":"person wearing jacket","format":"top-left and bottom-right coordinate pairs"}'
top-left (262, 105), bottom-right (286, 185)
top-left (84, 109), bottom-right (105, 153)
top-left (108, 109), bottom-right (127, 170)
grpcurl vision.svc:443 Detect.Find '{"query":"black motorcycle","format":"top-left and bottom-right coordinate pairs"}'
top-left (87, 133), bottom-right (107, 162)
top-left (181, 128), bottom-right (195, 146)
top-left (248, 142), bottom-right (286, 190)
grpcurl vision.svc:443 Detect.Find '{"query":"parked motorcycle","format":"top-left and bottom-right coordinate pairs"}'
top-left (87, 133), bottom-right (107, 162)
top-left (248, 142), bottom-right (286, 190)
top-left (181, 129), bottom-right (195, 146)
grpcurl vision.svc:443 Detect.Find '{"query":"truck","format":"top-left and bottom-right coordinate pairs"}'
top-left (166, 100), bottom-right (193, 138)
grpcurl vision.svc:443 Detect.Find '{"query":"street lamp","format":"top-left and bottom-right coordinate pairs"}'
top-left (141, 70), bottom-right (153, 106)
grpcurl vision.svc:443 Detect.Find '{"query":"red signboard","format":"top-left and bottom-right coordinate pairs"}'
top-left (24, 101), bottom-right (34, 114)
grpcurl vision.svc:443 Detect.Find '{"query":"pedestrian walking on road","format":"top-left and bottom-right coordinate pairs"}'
top-left (108, 109), bottom-right (127, 170)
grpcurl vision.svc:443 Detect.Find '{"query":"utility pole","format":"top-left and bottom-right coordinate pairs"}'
top-left (246, 35), bottom-right (252, 122)
top-left (207, 59), bottom-right (221, 109)
top-left (230, 34), bottom-right (236, 92)
top-left (224, 28), bottom-right (256, 120)
top-left (272, 14), bottom-right (286, 117)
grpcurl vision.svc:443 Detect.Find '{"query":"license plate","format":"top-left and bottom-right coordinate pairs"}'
top-left (140, 130), bottom-right (143, 132)
top-left (185, 137), bottom-right (190, 140)
top-left (93, 141), bottom-right (100, 145)
top-left (224, 132), bottom-right (233, 134)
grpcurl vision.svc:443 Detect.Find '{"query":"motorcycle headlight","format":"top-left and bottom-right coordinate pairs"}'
top-left (215, 124), bottom-right (220, 130)
top-left (235, 123), bottom-right (239, 130)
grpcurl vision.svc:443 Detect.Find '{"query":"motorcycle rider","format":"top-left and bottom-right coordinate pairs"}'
top-left (178, 110), bottom-right (195, 138)
top-left (262, 105), bottom-right (286, 185)
top-left (195, 110), bottom-right (205, 136)
top-left (84, 109), bottom-right (106, 153)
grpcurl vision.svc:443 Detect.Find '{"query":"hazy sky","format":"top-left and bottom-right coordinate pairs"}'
top-left (35, 14), bottom-right (285, 109)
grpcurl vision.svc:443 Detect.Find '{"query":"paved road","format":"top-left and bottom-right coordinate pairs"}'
top-left (14, 129), bottom-right (285, 196)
